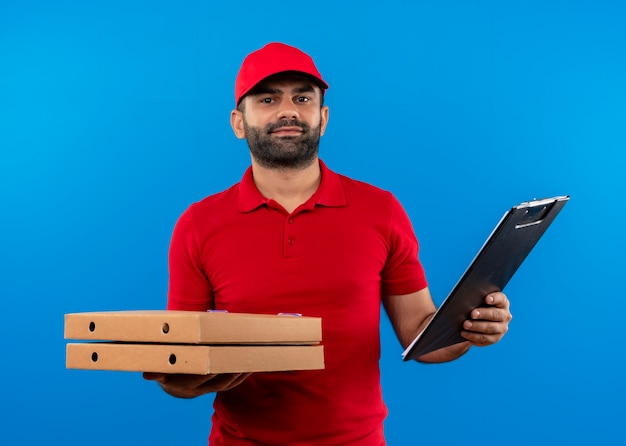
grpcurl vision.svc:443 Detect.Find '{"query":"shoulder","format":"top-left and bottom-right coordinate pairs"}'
top-left (173, 182), bottom-right (240, 233)
top-left (335, 172), bottom-right (399, 209)
top-left (329, 170), bottom-right (415, 235)
top-left (186, 182), bottom-right (239, 215)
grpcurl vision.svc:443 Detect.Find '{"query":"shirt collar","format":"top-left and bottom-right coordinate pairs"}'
top-left (238, 159), bottom-right (346, 213)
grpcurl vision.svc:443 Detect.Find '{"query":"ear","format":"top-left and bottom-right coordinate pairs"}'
top-left (319, 105), bottom-right (330, 137)
top-left (230, 109), bottom-right (246, 139)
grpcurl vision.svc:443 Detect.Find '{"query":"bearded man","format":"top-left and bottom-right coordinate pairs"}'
top-left (144, 42), bottom-right (512, 446)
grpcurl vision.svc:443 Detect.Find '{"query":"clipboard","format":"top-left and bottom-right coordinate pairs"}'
top-left (402, 195), bottom-right (569, 361)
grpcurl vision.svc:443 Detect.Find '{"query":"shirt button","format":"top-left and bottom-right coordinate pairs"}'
top-left (287, 237), bottom-right (295, 246)
top-left (288, 218), bottom-right (294, 224)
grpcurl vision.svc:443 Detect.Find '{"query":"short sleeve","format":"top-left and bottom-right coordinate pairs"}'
top-left (166, 206), bottom-right (214, 311)
top-left (380, 195), bottom-right (428, 296)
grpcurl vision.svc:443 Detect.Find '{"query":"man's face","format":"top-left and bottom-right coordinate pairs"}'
top-left (231, 74), bottom-right (329, 170)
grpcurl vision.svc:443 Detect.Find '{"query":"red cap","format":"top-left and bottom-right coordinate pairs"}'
top-left (235, 42), bottom-right (329, 106)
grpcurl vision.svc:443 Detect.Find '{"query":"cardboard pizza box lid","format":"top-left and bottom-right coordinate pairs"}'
top-left (64, 310), bottom-right (321, 345)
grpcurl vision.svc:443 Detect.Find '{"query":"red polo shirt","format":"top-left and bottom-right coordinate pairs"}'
top-left (167, 160), bottom-right (428, 445)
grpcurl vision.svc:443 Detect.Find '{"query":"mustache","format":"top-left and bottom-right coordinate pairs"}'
top-left (265, 119), bottom-right (311, 133)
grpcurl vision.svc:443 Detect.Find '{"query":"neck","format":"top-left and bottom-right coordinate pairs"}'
top-left (251, 158), bottom-right (321, 214)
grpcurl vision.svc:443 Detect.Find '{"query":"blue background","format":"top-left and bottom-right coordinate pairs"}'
top-left (1, 1), bottom-right (624, 444)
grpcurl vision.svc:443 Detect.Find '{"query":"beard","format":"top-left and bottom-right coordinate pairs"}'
top-left (243, 118), bottom-right (321, 170)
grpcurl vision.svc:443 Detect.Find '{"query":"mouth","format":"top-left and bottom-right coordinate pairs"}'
top-left (270, 126), bottom-right (303, 137)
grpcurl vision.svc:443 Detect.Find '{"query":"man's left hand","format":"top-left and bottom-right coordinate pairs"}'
top-left (461, 292), bottom-right (513, 347)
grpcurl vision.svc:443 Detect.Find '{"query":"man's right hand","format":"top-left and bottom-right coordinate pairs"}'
top-left (143, 372), bottom-right (251, 398)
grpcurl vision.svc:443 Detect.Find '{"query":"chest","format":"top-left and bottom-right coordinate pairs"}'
top-left (197, 205), bottom-right (390, 316)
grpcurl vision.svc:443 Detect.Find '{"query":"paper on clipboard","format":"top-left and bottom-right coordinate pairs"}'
top-left (402, 195), bottom-right (569, 361)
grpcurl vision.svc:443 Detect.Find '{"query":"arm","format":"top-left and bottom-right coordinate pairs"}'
top-left (144, 209), bottom-right (251, 398)
top-left (383, 288), bottom-right (513, 363)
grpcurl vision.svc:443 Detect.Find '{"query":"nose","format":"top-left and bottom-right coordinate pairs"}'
top-left (276, 100), bottom-right (299, 121)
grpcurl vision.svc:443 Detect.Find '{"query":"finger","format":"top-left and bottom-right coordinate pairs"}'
top-left (461, 329), bottom-right (501, 346)
top-left (208, 373), bottom-right (251, 389)
top-left (143, 372), bottom-right (167, 382)
top-left (149, 373), bottom-right (216, 391)
top-left (470, 306), bottom-right (509, 322)
top-left (196, 373), bottom-right (252, 393)
top-left (175, 373), bottom-right (219, 388)
top-left (464, 319), bottom-right (508, 335)
top-left (485, 292), bottom-right (509, 308)
top-left (461, 321), bottom-right (508, 345)
top-left (229, 373), bottom-right (252, 388)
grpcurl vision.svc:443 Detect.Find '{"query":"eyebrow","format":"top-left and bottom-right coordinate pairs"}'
top-left (249, 84), bottom-right (316, 97)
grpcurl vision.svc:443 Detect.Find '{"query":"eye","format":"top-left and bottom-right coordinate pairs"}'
top-left (296, 96), bottom-right (310, 103)
top-left (260, 97), bottom-right (274, 104)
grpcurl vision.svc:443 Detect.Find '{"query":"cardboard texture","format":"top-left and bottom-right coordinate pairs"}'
top-left (64, 310), bottom-right (322, 345)
top-left (66, 343), bottom-right (325, 374)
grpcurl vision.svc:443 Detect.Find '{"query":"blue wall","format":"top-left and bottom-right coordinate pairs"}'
top-left (1, 1), bottom-right (624, 444)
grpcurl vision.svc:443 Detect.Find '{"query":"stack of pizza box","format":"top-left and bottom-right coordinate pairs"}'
top-left (65, 310), bottom-right (324, 374)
